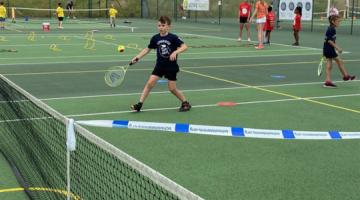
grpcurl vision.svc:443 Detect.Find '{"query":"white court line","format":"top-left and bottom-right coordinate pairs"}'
top-left (0, 53), bottom-right (322, 64)
top-left (0, 43), bottom-right (85, 47)
top-left (72, 19), bottom-right (134, 29)
top-left (41, 80), bottom-right (360, 101)
top-left (65, 93), bottom-right (360, 117)
top-left (181, 33), bottom-right (351, 53)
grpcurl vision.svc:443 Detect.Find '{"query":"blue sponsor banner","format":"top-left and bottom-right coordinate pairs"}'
top-left (74, 120), bottom-right (360, 140)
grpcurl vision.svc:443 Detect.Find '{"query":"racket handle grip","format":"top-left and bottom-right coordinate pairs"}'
top-left (129, 58), bottom-right (139, 66)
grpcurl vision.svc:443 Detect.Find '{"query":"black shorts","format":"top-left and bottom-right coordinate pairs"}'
top-left (323, 49), bottom-right (338, 58)
top-left (239, 17), bottom-right (248, 23)
top-left (152, 68), bottom-right (179, 81)
top-left (58, 17), bottom-right (64, 21)
top-left (266, 30), bottom-right (272, 33)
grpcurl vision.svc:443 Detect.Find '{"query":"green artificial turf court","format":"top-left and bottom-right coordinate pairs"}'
top-left (0, 17), bottom-right (360, 200)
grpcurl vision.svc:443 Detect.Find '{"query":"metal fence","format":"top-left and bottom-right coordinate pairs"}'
top-left (141, 0), bottom-right (360, 35)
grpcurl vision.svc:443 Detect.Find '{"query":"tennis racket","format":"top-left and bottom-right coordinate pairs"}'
top-left (317, 56), bottom-right (325, 76)
top-left (104, 58), bottom-right (138, 87)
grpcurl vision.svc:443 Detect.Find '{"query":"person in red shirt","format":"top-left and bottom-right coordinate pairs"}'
top-left (292, 6), bottom-right (302, 46)
top-left (262, 6), bottom-right (275, 45)
top-left (238, 0), bottom-right (251, 42)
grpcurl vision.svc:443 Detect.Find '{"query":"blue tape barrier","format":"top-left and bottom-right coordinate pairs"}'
top-left (75, 120), bottom-right (360, 140)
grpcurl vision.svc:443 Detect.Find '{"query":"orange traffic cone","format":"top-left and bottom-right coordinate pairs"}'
top-left (353, 15), bottom-right (356, 20)
top-left (320, 15), bottom-right (323, 20)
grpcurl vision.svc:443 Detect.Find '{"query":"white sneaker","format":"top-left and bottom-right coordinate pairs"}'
top-left (237, 38), bottom-right (242, 42)
top-left (184, 17), bottom-right (186, 19)
top-left (247, 38), bottom-right (251, 42)
top-left (73, 17), bottom-right (76, 19)
top-left (67, 16), bottom-right (70, 19)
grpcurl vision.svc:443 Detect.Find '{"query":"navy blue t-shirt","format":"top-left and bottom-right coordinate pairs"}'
top-left (66, 2), bottom-right (73, 9)
top-left (147, 33), bottom-right (184, 71)
top-left (323, 26), bottom-right (336, 51)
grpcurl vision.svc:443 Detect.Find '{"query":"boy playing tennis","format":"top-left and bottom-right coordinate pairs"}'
top-left (109, 4), bottom-right (117, 28)
top-left (130, 15), bottom-right (191, 112)
top-left (66, 1), bottom-right (75, 19)
top-left (323, 15), bottom-right (356, 88)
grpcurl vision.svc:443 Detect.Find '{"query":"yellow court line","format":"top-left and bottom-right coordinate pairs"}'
top-left (0, 187), bottom-right (82, 199)
top-left (3, 59), bottom-right (360, 76)
top-left (181, 69), bottom-right (360, 114)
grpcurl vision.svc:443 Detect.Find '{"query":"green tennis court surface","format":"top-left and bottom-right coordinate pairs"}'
top-left (1, 18), bottom-right (360, 199)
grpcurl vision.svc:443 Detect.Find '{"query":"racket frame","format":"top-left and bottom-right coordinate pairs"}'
top-left (317, 56), bottom-right (325, 76)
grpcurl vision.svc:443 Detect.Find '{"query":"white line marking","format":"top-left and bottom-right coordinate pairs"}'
top-left (65, 93), bottom-right (360, 117)
top-left (0, 53), bottom-right (322, 66)
top-left (41, 80), bottom-right (360, 101)
top-left (181, 33), bottom-right (350, 52)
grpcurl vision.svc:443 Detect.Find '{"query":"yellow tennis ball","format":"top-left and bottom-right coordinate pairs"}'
top-left (118, 45), bottom-right (124, 52)
top-left (42, 36), bottom-right (44, 38)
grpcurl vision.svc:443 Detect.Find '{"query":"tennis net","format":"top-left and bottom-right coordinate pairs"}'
top-left (0, 74), bottom-right (203, 200)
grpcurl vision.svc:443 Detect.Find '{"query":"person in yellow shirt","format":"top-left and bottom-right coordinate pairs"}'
top-left (109, 4), bottom-right (117, 28)
top-left (56, 3), bottom-right (64, 29)
top-left (0, 2), bottom-right (7, 29)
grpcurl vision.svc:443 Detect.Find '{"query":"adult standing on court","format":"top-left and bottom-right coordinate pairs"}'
top-left (249, 0), bottom-right (268, 50)
top-left (0, 2), bottom-right (6, 29)
top-left (238, 0), bottom-right (251, 42)
top-left (56, 3), bottom-right (64, 29)
top-left (66, 1), bottom-right (75, 19)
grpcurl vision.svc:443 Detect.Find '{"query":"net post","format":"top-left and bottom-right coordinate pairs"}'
top-left (66, 118), bottom-right (76, 200)
top-left (218, 0), bottom-right (222, 25)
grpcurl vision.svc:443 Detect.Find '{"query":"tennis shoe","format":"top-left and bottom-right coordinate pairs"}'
top-left (265, 41), bottom-right (270, 45)
top-left (255, 45), bottom-right (264, 50)
top-left (324, 82), bottom-right (338, 88)
top-left (73, 17), bottom-right (76, 19)
top-left (131, 103), bottom-right (142, 112)
top-left (67, 16), bottom-right (70, 19)
top-left (237, 38), bottom-right (242, 42)
top-left (178, 101), bottom-right (191, 112)
top-left (247, 38), bottom-right (251, 42)
top-left (343, 75), bottom-right (357, 81)
top-left (292, 42), bottom-right (299, 46)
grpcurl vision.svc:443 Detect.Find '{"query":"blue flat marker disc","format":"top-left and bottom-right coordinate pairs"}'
top-left (157, 80), bottom-right (168, 83)
top-left (271, 75), bottom-right (286, 78)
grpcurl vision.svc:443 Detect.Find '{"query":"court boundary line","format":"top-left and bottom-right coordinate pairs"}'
top-left (65, 93), bottom-right (360, 117)
top-left (40, 80), bottom-right (360, 101)
top-left (0, 53), bottom-right (324, 66)
top-left (181, 33), bottom-right (351, 53)
top-left (0, 48), bottom-right (320, 61)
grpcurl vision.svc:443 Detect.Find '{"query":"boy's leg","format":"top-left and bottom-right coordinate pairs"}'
top-left (333, 56), bottom-right (347, 77)
top-left (139, 75), bottom-right (160, 102)
top-left (267, 32), bottom-right (270, 42)
top-left (325, 58), bottom-right (333, 82)
top-left (168, 81), bottom-right (186, 102)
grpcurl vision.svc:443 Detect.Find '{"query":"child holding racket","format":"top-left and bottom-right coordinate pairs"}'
top-left (130, 15), bottom-right (191, 112)
top-left (249, 0), bottom-right (268, 50)
top-left (323, 15), bottom-right (356, 88)
top-left (109, 4), bottom-right (117, 28)
top-left (292, 6), bottom-right (302, 46)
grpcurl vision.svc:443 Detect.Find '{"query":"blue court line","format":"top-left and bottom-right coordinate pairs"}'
top-left (75, 120), bottom-right (360, 140)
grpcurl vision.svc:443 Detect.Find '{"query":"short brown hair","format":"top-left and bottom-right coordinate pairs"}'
top-left (0, 2), bottom-right (3, 5)
top-left (158, 15), bottom-right (171, 25)
top-left (328, 14), bottom-right (341, 26)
